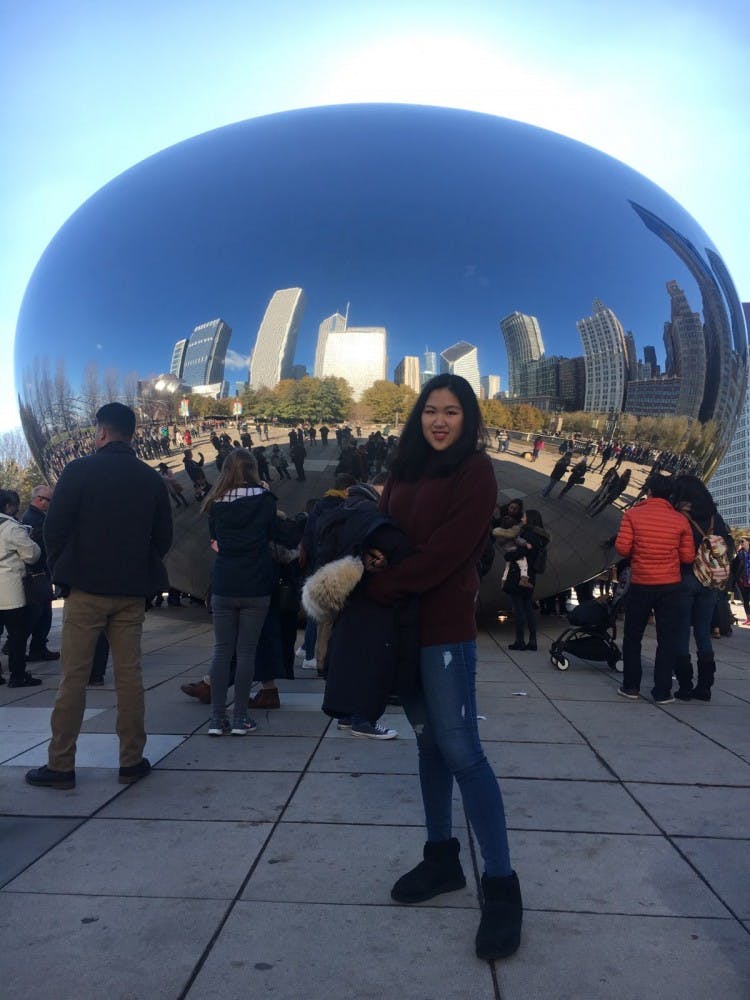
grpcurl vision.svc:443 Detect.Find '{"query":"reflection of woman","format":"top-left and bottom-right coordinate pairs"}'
top-left (202, 449), bottom-right (277, 735)
top-left (0, 489), bottom-right (42, 687)
top-left (503, 510), bottom-right (550, 651)
top-left (368, 374), bottom-right (522, 962)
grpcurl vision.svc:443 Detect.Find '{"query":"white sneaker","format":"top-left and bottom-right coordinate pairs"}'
top-left (300, 658), bottom-right (318, 670)
top-left (295, 646), bottom-right (305, 657)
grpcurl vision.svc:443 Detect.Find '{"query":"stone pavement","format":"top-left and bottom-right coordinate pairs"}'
top-left (1, 601), bottom-right (748, 999)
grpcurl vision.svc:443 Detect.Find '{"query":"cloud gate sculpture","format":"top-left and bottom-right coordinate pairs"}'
top-left (13, 104), bottom-right (748, 602)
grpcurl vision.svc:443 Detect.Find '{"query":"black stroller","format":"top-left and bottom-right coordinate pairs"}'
top-left (549, 574), bottom-right (629, 672)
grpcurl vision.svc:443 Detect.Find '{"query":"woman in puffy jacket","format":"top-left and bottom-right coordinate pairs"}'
top-left (201, 450), bottom-right (278, 736)
top-left (0, 489), bottom-right (42, 687)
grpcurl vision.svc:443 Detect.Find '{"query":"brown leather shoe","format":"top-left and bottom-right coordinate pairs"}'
top-left (248, 686), bottom-right (280, 709)
top-left (181, 680), bottom-right (211, 704)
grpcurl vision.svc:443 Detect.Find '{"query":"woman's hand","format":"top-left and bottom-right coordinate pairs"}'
top-left (210, 539), bottom-right (218, 553)
top-left (364, 547), bottom-right (387, 572)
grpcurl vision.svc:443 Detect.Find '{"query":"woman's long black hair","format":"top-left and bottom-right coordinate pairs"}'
top-left (389, 374), bottom-right (487, 481)
top-left (669, 474), bottom-right (718, 523)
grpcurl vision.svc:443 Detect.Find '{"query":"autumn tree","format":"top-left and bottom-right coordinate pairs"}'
top-left (360, 381), bottom-right (417, 424)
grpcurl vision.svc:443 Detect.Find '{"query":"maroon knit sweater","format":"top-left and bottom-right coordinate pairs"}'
top-left (367, 450), bottom-right (496, 644)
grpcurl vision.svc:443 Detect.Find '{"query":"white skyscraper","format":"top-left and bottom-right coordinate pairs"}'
top-left (500, 312), bottom-right (545, 396)
top-left (249, 288), bottom-right (306, 390)
top-left (577, 299), bottom-right (628, 413)
top-left (314, 311), bottom-right (347, 377)
top-left (440, 342), bottom-right (481, 395)
top-left (318, 320), bottom-right (387, 400)
top-left (480, 374), bottom-right (500, 400)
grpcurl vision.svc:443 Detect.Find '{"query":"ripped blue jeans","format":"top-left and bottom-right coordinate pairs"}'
top-left (403, 641), bottom-right (513, 877)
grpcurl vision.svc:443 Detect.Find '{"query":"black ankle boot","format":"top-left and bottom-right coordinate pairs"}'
top-left (391, 838), bottom-right (466, 903)
top-left (693, 652), bottom-right (715, 701)
top-left (674, 654), bottom-right (693, 700)
top-left (475, 871), bottom-right (523, 961)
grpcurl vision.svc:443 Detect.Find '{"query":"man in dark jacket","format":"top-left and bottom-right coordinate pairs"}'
top-left (21, 484), bottom-right (59, 662)
top-left (26, 403), bottom-right (173, 790)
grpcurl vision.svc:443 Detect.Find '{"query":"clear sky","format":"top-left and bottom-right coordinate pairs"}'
top-left (2, 0), bottom-right (748, 433)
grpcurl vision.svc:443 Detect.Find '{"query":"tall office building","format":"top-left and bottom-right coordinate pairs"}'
top-left (577, 299), bottom-right (628, 413)
top-left (249, 288), bottom-right (306, 390)
top-left (440, 342), bottom-right (481, 395)
top-left (394, 356), bottom-right (420, 392)
top-left (422, 349), bottom-right (438, 386)
top-left (630, 201), bottom-right (744, 447)
top-left (314, 311), bottom-right (347, 377)
top-left (623, 331), bottom-right (638, 381)
top-left (170, 338), bottom-right (188, 380)
top-left (181, 319), bottom-right (232, 390)
top-left (317, 320), bottom-right (387, 400)
top-left (558, 356), bottom-right (586, 411)
top-left (643, 345), bottom-right (659, 377)
top-left (662, 280), bottom-right (706, 419)
top-left (480, 375), bottom-right (500, 400)
top-left (500, 312), bottom-right (545, 396)
top-left (711, 302), bottom-right (750, 527)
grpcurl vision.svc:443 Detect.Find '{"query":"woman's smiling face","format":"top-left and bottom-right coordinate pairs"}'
top-left (421, 388), bottom-right (464, 452)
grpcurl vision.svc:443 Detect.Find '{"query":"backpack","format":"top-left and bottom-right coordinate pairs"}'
top-left (687, 516), bottom-right (731, 590)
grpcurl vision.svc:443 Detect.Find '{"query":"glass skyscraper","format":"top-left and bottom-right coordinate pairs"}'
top-left (181, 319), bottom-right (231, 389)
top-left (500, 312), bottom-right (545, 397)
top-left (577, 299), bottom-right (628, 414)
top-left (440, 341), bottom-right (481, 395)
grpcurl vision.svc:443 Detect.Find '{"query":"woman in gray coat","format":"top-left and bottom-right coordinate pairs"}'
top-left (0, 489), bottom-right (42, 687)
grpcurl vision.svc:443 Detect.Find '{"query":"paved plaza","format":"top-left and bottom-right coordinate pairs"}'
top-left (1, 439), bottom-right (748, 998)
top-left (1, 598), bottom-right (748, 999)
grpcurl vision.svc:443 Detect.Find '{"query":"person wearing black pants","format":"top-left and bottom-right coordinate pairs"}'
top-left (503, 510), bottom-right (550, 652)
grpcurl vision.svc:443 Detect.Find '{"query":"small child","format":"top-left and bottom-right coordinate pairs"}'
top-left (492, 516), bottom-right (531, 587)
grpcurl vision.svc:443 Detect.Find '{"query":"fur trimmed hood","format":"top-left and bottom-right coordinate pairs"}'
top-left (302, 555), bottom-right (364, 622)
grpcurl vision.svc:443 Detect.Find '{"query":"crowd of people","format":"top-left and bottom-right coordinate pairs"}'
top-left (2, 382), bottom-right (748, 966)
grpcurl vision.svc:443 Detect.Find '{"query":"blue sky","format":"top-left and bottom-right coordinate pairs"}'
top-left (2, 0), bottom-right (748, 431)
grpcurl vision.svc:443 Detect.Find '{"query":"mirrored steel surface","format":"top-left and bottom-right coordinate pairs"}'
top-left (13, 105), bottom-right (748, 600)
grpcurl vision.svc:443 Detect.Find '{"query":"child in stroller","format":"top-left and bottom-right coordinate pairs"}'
top-left (549, 568), bottom-right (630, 671)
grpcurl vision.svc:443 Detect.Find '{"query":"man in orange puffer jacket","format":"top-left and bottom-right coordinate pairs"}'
top-left (615, 473), bottom-right (695, 703)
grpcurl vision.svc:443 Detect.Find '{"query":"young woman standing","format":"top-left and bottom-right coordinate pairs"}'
top-left (503, 509), bottom-right (550, 651)
top-left (202, 449), bottom-right (277, 735)
top-left (367, 374), bottom-right (522, 961)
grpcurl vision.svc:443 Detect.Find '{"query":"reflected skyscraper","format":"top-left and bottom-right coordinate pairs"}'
top-left (394, 355), bottom-right (420, 392)
top-left (480, 375), bottom-right (500, 400)
top-left (170, 338), bottom-right (188, 379)
top-left (314, 311), bottom-right (347, 377)
top-left (630, 200), bottom-right (745, 442)
top-left (249, 287), bottom-right (306, 390)
top-left (577, 299), bottom-right (628, 414)
top-left (422, 349), bottom-right (437, 387)
top-left (643, 345), bottom-right (659, 377)
top-left (663, 280), bottom-right (706, 419)
top-left (500, 312), bottom-right (544, 397)
top-left (440, 341), bottom-right (480, 395)
top-left (181, 319), bottom-right (231, 390)
top-left (317, 317), bottom-right (387, 399)
top-left (712, 303), bottom-right (750, 527)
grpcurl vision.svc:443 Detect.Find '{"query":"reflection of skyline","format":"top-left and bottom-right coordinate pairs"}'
top-left (13, 105), bottom-right (747, 478)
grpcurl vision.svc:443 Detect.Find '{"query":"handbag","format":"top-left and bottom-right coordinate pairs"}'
top-left (23, 571), bottom-right (53, 605)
